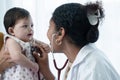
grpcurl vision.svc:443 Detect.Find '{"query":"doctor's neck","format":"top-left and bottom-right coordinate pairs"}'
top-left (63, 42), bottom-right (82, 63)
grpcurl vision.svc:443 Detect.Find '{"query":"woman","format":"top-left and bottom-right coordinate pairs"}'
top-left (34, 1), bottom-right (120, 80)
top-left (1, 1), bottom-right (120, 80)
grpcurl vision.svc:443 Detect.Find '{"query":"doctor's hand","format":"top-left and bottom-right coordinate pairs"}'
top-left (33, 46), bottom-right (55, 80)
top-left (33, 39), bottom-right (51, 53)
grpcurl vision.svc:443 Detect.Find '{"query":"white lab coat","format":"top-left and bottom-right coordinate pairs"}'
top-left (65, 44), bottom-right (120, 80)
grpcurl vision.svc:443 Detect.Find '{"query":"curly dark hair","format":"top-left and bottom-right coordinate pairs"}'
top-left (51, 1), bottom-right (104, 47)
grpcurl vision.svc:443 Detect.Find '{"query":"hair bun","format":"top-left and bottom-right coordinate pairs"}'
top-left (86, 27), bottom-right (99, 43)
top-left (86, 1), bottom-right (104, 26)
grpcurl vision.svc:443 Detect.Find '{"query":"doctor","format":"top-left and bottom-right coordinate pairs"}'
top-left (1, 1), bottom-right (120, 80)
top-left (34, 1), bottom-right (120, 80)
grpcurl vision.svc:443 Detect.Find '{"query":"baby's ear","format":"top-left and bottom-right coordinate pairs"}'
top-left (8, 27), bottom-right (15, 35)
top-left (0, 32), bottom-right (4, 50)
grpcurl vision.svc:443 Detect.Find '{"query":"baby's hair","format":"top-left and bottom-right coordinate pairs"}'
top-left (4, 7), bottom-right (30, 34)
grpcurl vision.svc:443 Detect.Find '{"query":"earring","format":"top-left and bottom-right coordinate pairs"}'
top-left (55, 39), bottom-right (62, 45)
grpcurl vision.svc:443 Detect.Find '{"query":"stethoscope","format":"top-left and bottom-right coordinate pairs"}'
top-left (53, 56), bottom-right (68, 80)
top-left (51, 34), bottom-right (68, 80)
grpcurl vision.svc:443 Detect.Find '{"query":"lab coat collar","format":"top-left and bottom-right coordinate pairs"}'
top-left (71, 43), bottom-right (97, 68)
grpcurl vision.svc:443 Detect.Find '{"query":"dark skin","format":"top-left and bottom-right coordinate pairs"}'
top-left (33, 46), bottom-right (55, 80)
top-left (0, 45), bottom-right (14, 74)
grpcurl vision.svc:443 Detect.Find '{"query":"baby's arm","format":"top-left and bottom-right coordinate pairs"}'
top-left (6, 38), bottom-right (39, 72)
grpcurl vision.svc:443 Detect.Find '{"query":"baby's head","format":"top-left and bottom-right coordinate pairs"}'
top-left (4, 7), bottom-right (34, 42)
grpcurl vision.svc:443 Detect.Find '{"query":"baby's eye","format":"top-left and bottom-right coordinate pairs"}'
top-left (23, 25), bottom-right (28, 28)
top-left (31, 24), bottom-right (33, 28)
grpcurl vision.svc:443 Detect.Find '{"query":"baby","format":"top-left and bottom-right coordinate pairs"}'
top-left (1, 7), bottom-right (50, 80)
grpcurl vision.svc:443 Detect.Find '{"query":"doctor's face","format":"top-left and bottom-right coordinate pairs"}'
top-left (47, 20), bottom-right (55, 52)
top-left (47, 19), bottom-right (60, 53)
top-left (47, 20), bottom-right (55, 42)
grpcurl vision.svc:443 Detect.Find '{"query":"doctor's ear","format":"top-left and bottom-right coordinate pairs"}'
top-left (57, 27), bottom-right (65, 36)
top-left (56, 27), bottom-right (65, 39)
top-left (55, 27), bottom-right (65, 45)
top-left (8, 27), bottom-right (15, 35)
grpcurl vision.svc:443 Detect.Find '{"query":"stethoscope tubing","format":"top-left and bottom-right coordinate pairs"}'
top-left (53, 59), bottom-right (68, 80)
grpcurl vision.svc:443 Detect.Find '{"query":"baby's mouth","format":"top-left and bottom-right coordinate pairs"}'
top-left (27, 33), bottom-right (33, 36)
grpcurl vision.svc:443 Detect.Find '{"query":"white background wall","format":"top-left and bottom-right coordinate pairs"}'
top-left (0, 0), bottom-right (120, 79)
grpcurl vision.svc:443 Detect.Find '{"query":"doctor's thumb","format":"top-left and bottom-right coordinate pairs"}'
top-left (33, 52), bottom-right (41, 61)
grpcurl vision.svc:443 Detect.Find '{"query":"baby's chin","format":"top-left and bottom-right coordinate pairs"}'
top-left (22, 38), bottom-right (33, 42)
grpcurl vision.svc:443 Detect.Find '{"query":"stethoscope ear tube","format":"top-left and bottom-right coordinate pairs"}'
top-left (51, 33), bottom-right (68, 80)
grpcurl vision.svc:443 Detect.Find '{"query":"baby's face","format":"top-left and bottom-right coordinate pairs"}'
top-left (11, 16), bottom-right (34, 42)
